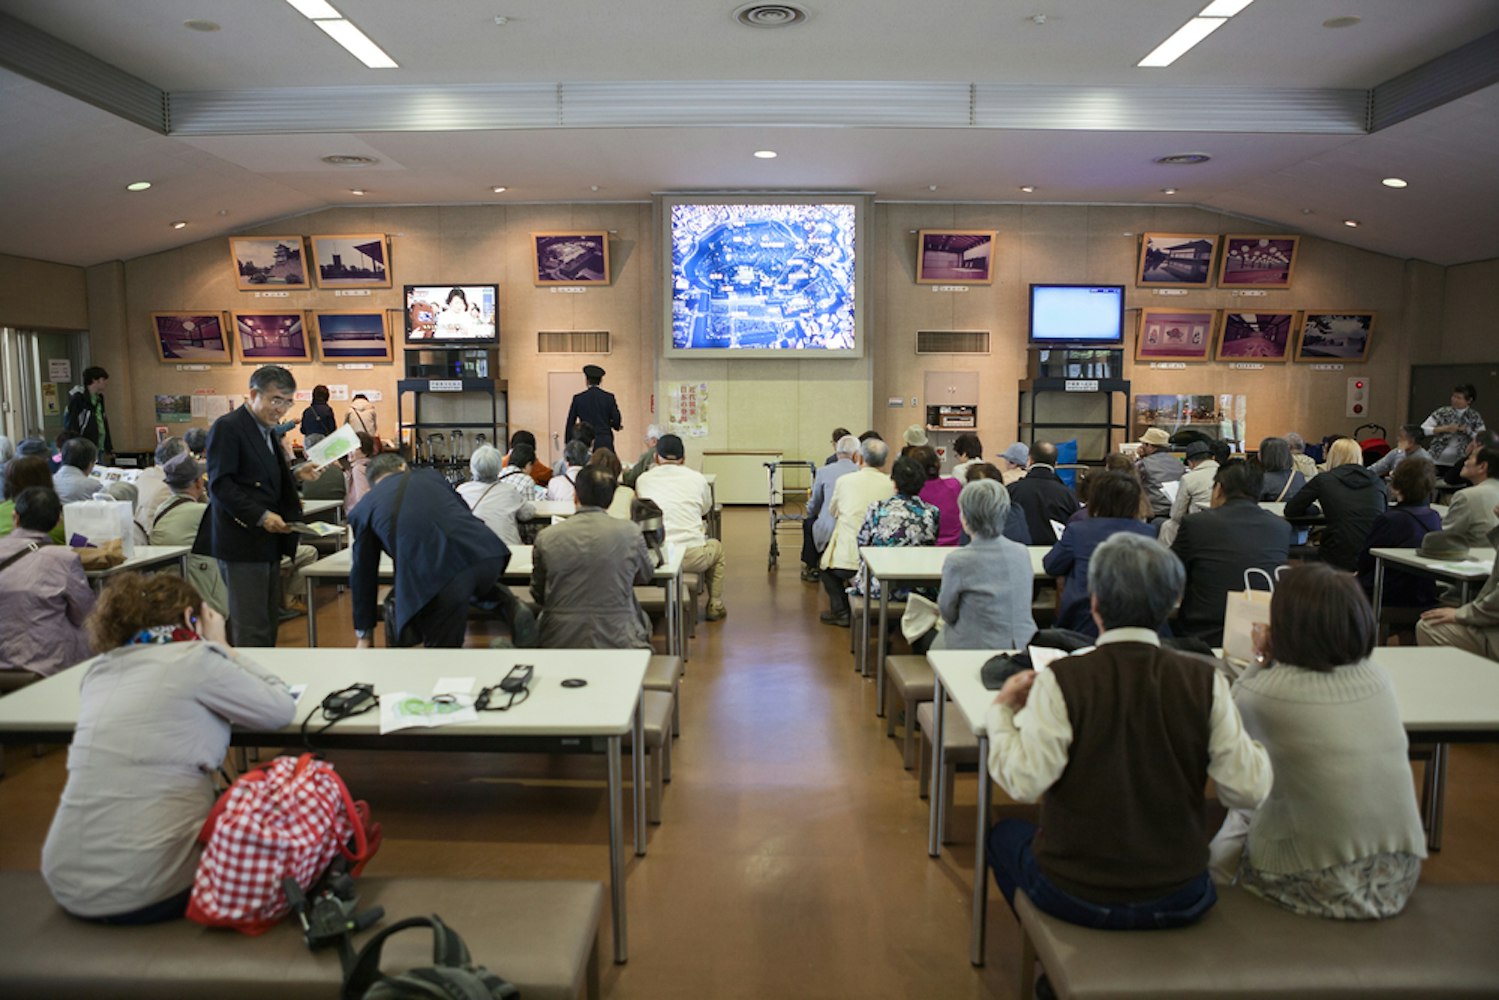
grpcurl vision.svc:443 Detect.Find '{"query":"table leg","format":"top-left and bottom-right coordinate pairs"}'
top-left (971, 734), bottom-right (991, 967)
top-left (634, 697), bottom-right (646, 858)
top-left (675, 571), bottom-right (687, 663)
top-left (928, 677), bottom-right (945, 858)
top-left (665, 575), bottom-right (679, 658)
top-left (306, 577), bottom-right (318, 647)
top-left (607, 734), bottom-right (627, 963)
top-left (858, 560), bottom-right (870, 676)
top-left (876, 588), bottom-right (889, 716)
top-left (1431, 742), bottom-right (1449, 852)
top-left (1372, 557), bottom-right (1386, 624)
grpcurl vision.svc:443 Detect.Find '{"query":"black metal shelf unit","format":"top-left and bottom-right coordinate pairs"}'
top-left (396, 375), bottom-right (509, 474)
top-left (1017, 377), bottom-right (1131, 463)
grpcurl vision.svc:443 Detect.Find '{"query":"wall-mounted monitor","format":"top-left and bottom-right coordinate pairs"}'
top-left (662, 195), bottom-right (866, 359)
top-left (1028, 284), bottom-right (1127, 347)
top-left (404, 284), bottom-right (499, 344)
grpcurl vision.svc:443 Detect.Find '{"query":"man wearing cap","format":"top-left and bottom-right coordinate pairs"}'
top-left (996, 442), bottom-right (1029, 486)
top-left (1136, 427), bottom-right (1185, 521)
top-left (149, 453), bottom-right (228, 615)
top-left (1157, 441), bottom-right (1219, 547)
top-left (636, 433), bottom-right (727, 621)
top-left (1007, 441), bottom-right (1080, 546)
top-left (565, 364), bottom-right (623, 455)
top-left (902, 424), bottom-right (928, 456)
top-left (1417, 516), bottom-right (1499, 658)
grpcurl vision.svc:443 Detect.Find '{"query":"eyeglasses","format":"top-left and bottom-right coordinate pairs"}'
top-left (263, 394), bottom-right (295, 409)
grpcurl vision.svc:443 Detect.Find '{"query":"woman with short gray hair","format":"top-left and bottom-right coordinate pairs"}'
top-left (917, 479), bottom-right (1036, 652)
top-left (546, 438), bottom-right (591, 503)
top-left (458, 444), bottom-right (535, 547)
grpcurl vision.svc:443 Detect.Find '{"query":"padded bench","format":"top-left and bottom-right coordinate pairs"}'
top-left (622, 689), bottom-right (675, 824)
top-left (1015, 884), bottom-right (1499, 999)
top-left (0, 873), bottom-right (603, 1000)
top-left (645, 654), bottom-right (684, 737)
top-left (883, 654), bottom-right (934, 769)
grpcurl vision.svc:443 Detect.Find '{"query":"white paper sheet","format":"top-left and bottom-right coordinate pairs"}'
top-left (1161, 480), bottom-right (1181, 503)
top-left (379, 691), bottom-right (479, 734)
top-left (432, 677), bottom-right (476, 696)
top-left (303, 424), bottom-right (360, 468)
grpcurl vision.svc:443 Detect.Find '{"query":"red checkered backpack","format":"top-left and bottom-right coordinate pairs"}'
top-left (187, 753), bottom-right (382, 935)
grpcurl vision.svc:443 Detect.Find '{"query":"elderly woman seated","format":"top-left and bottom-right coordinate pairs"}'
top-left (41, 572), bottom-right (295, 924)
top-left (457, 444), bottom-right (536, 548)
top-left (843, 455), bottom-right (940, 614)
top-left (0, 486), bottom-right (95, 678)
top-left (545, 439), bottom-right (591, 504)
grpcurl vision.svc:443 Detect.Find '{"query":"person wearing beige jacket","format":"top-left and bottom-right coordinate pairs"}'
top-left (1416, 518), bottom-right (1499, 658)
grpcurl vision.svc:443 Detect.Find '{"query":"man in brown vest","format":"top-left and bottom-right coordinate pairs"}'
top-left (984, 532), bottom-right (1271, 930)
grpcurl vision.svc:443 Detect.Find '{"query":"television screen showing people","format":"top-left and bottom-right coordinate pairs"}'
top-left (405, 284), bottom-right (498, 343)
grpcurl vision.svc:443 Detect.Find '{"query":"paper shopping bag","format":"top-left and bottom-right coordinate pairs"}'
top-left (64, 499), bottom-right (136, 559)
top-left (1221, 567), bottom-right (1276, 664)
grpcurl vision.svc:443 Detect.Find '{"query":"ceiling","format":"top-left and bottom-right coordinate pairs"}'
top-left (1, 0), bottom-right (1497, 268)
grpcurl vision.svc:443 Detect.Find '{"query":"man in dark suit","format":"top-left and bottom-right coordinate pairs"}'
top-left (1007, 440), bottom-right (1080, 545)
top-left (194, 365), bottom-right (319, 646)
top-left (349, 453), bottom-right (514, 649)
top-left (1172, 459), bottom-right (1296, 644)
top-left (564, 364), bottom-right (622, 454)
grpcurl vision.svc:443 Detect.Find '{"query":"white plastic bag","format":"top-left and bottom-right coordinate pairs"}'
top-left (64, 499), bottom-right (136, 558)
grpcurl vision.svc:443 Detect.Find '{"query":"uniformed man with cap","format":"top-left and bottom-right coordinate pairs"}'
top-left (565, 364), bottom-right (622, 454)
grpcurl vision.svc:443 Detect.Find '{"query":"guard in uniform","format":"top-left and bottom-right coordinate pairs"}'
top-left (564, 364), bottom-right (622, 454)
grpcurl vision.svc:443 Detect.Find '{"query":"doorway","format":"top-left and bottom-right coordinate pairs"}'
top-left (0, 328), bottom-right (90, 447)
top-left (547, 370), bottom-right (587, 465)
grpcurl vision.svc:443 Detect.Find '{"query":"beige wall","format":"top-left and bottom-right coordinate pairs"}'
top-left (6, 202), bottom-right (1475, 457)
top-left (0, 253), bottom-right (88, 330)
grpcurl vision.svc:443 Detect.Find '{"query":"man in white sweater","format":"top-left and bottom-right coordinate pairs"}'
top-left (817, 436), bottom-right (894, 626)
top-left (635, 433), bottom-right (726, 621)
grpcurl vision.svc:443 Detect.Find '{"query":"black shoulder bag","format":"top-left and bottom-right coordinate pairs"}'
top-left (341, 915), bottom-right (519, 1000)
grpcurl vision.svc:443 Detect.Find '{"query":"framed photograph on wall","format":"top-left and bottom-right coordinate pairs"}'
top-left (314, 310), bottom-right (392, 361)
top-left (532, 231), bottom-right (610, 285)
top-left (1294, 312), bottom-right (1375, 363)
top-left (232, 311), bottom-right (312, 362)
top-left (1136, 233), bottom-right (1219, 288)
top-left (150, 311), bottom-right (234, 364)
top-left (1214, 311), bottom-right (1296, 362)
top-left (916, 230), bottom-right (996, 285)
top-left (1218, 235), bottom-right (1300, 289)
top-left (1135, 308), bottom-right (1218, 362)
top-left (228, 236), bottom-right (310, 291)
top-left (311, 233), bottom-right (391, 289)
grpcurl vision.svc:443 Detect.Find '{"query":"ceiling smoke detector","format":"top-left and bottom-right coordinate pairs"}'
top-left (1153, 153), bottom-right (1212, 165)
top-left (734, 4), bottom-right (808, 28)
top-left (321, 154), bottom-right (380, 166)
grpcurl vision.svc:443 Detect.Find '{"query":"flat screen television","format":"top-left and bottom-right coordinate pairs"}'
top-left (1028, 284), bottom-right (1126, 346)
top-left (662, 195), bottom-right (866, 358)
top-left (404, 284), bottom-right (499, 344)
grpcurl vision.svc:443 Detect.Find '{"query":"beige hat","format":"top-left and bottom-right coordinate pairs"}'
top-left (903, 424), bottom-right (929, 447)
top-left (1138, 427), bottom-right (1171, 447)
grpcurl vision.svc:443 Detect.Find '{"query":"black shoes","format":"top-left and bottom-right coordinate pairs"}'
top-left (819, 611), bottom-right (851, 628)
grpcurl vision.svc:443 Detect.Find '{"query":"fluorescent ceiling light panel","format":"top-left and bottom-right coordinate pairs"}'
top-left (316, 19), bottom-right (399, 68)
top-left (1199, 0), bottom-right (1253, 16)
top-left (286, 0), bottom-right (342, 19)
top-left (1138, 17), bottom-right (1226, 67)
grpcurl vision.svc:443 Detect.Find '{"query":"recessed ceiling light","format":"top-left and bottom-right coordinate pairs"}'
top-left (753, 150), bottom-right (778, 159)
top-left (285, 0), bottom-right (342, 19)
top-left (928, 185), bottom-right (938, 192)
top-left (321, 154), bottom-right (379, 166)
top-left (1301, 208), bottom-right (1314, 215)
top-left (493, 16), bottom-right (510, 25)
top-left (349, 188), bottom-right (366, 196)
top-left (1138, 17), bottom-right (1227, 67)
top-left (217, 209), bottom-right (229, 216)
top-left (1381, 177), bottom-right (1408, 189)
top-left (491, 186), bottom-right (507, 194)
top-left (1160, 187), bottom-right (1179, 195)
top-left (1028, 14), bottom-right (1047, 25)
top-left (183, 19), bottom-right (221, 32)
top-left (590, 185), bottom-right (600, 192)
top-left (735, 4), bottom-right (808, 29)
top-left (1343, 219), bottom-right (1360, 228)
top-left (1154, 152), bottom-right (1212, 165)
top-left (1019, 185), bottom-right (1036, 193)
top-left (315, 19), bottom-right (398, 68)
top-left (170, 220), bottom-right (188, 229)
top-left (1322, 15), bottom-right (1361, 29)
top-left (126, 181), bottom-right (152, 191)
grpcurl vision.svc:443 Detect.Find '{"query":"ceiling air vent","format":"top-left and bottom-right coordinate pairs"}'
top-left (1153, 152), bottom-right (1212, 165)
top-left (917, 331), bottom-right (990, 355)
top-left (538, 331), bottom-right (611, 354)
top-left (321, 154), bottom-right (380, 166)
top-left (734, 4), bottom-right (808, 28)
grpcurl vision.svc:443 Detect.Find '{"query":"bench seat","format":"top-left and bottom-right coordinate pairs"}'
top-left (1016, 884), bottom-right (1499, 1000)
top-left (0, 873), bottom-right (603, 1000)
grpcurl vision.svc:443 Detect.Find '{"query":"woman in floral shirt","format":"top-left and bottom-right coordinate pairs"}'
top-left (1421, 382), bottom-right (1485, 481)
top-left (850, 456), bottom-right (939, 601)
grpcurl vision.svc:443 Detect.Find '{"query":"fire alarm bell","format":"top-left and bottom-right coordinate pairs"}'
top-left (1346, 377), bottom-right (1369, 418)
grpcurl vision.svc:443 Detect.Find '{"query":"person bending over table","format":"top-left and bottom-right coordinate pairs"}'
top-left (1416, 516), bottom-right (1499, 657)
top-left (1210, 564), bottom-right (1426, 919)
top-left (41, 572), bottom-right (294, 924)
top-left (532, 466), bottom-right (654, 649)
top-left (349, 453), bottom-right (516, 649)
top-left (985, 532), bottom-right (1271, 930)
top-left (1284, 436), bottom-right (1387, 572)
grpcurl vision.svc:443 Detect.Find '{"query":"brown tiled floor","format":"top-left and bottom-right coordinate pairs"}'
top-left (2, 507), bottom-right (1497, 998)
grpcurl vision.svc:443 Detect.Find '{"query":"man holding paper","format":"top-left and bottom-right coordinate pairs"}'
top-left (194, 365), bottom-right (320, 647)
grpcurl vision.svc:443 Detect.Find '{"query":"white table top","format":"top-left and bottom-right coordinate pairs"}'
top-left (1370, 546), bottom-right (1495, 581)
top-left (0, 648), bottom-right (650, 739)
top-left (928, 645), bottom-right (1499, 738)
top-left (530, 499), bottom-right (576, 518)
top-left (85, 544), bottom-right (189, 579)
top-left (1260, 501), bottom-right (1449, 518)
top-left (303, 542), bottom-right (684, 582)
top-left (860, 544), bottom-right (1050, 581)
top-left (300, 498), bottom-right (344, 518)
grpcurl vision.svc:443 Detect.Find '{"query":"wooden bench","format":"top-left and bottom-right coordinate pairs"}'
top-left (1015, 884), bottom-right (1499, 999)
top-left (0, 872), bottom-right (603, 1000)
top-left (883, 654), bottom-right (933, 769)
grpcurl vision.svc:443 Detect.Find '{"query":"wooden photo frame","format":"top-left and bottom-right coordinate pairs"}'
top-left (228, 236), bottom-right (310, 291)
top-left (532, 231), bottom-right (610, 286)
top-left (313, 310), bottom-right (393, 361)
top-left (1218, 235), bottom-right (1301, 289)
top-left (1214, 311), bottom-right (1296, 363)
top-left (1294, 312), bottom-right (1375, 363)
top-left (231, 311), bottom-right (312, 362)
top-left (1136, 232), bottom-right (1219, 288)
top-left (150, 311), bottom-right (234, 364)
top-left (1135, 308), bottom-right (1218, 362)
top-left (311, 233), bottom-right (392, 289)
top-left (916, 230), bottom-right (996, 285)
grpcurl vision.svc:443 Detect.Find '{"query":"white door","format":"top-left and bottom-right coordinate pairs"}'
top-left (547, 371), bottom-right (588, 465)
